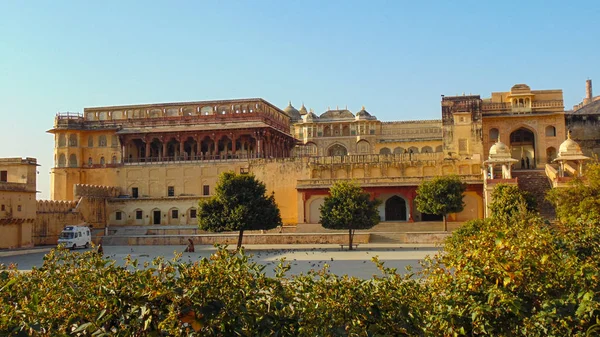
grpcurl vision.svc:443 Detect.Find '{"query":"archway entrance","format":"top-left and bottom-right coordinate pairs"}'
top-left (510, 128), bottom-right (535, 169)
top-left (385, 196), bottom-right (407, 221)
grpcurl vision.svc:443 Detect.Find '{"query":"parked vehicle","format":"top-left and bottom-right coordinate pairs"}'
top-left (58, 225), bottom-right (91, 250)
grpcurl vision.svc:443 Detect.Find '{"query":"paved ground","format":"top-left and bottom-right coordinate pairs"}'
top-left (0, 244), bottom-right (441, 279)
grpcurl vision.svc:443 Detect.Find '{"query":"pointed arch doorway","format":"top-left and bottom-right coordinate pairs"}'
top-left (510, 128), bottom-right (536, 169)
top-left (385, 196), bottom-right (407, 221)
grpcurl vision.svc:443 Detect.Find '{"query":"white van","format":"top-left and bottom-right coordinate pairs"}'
top-left (58, 225), bottom-right (91, 250)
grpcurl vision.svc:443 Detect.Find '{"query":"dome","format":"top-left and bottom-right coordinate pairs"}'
top-left (298, 103), bottom-right (308, 115)
top-left (489, 140), bottom-right (511, 158)
top-left (355, 106), bottom-right (374, 120)
top-left (303, 110), bottom-right (319, 122)
top-left (283, 101), bottom-right (301, 121)
top-left (558, 132), bottom-right (584, 157)
top-left (319, 107), bottom-right (354, 120)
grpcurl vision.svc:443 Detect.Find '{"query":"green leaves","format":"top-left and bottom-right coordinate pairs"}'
top-left (320, 181), bottom-right (381, 231)
top-left (198, 172), bottom-right (283, 248)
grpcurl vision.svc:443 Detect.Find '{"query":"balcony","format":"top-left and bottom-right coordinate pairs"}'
top-left (297, 174), bottom-right (482, 189)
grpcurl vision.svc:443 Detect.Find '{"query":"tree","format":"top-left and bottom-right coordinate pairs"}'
top-left (489, 183), bottom-right (537, 221)
top-left (414, 175), bottom-right (466, 231)
top-left (319, 181), bottom-right (381, 250)
top-left (547, 161), bottom-right (600, 224)
top-left (198, 172), bottom-right (282, 249)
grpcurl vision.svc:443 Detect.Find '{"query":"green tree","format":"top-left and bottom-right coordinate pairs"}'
top-left (198, 172), bottom-right (282, 249)
top-left (319, 181), bottom-right (381, 250)
top-left (547, 161), bottom-right (600, 224)
top-left (414, 175), bottom-right (466, 231)
top-left (489, 183), bottom-right (537, 221)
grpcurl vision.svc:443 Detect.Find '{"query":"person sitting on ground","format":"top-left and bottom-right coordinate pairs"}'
top-left (184, 238), bottom-right (195, 252)
top-left (97, 243), bottom-right (104, 256)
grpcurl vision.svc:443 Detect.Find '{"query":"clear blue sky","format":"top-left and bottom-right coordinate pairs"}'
top-left (1, 0), bottom-right (598, 199)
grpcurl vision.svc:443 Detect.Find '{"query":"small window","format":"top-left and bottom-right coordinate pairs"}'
top-left (1, 205), bottom-right (5, 211)
top-left (132, 187), bottom-right (139, 198)
top-left (111, 156), bottom-right (117, 164)
top-left (168, 186), bottom-right (175, 197)
top-left (0, 170), bottom-right (7, 182)
top-left (136, 210), bottom-right (143, 219)
top-left (99, 135), bottom-right (107, 147)
top-left (203, 185), bottom-right (210, 196)
top-left (172, 209), bottom-right (179, 219)
top-left (190, 209), bottom-right (197, 218)
top-left (17, 205), bottom-right (21, 212)
top-left (88, 157), bottom-right (93, 166)
top-left (88, 137), bottom-right (94, 147)
top-left (116, 211), bottom-right (122, 220)
top-left (545, 125), bottom-right (556, 137)
top-left (100, 157), bottom-right (105, 165)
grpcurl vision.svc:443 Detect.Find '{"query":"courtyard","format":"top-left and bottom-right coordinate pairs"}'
top-left (0, 244), bottom-right (439, 279)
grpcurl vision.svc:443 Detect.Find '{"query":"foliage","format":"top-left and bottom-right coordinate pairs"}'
top-left (0, 246), bottom-right (422, 337)
top-left (319, 181), bottom-right (381, 249)
top-left (198, 172), bottom-right (282, 248)
top-left (415, 175), bottom-right (466, 230)
top-left (489, 183), bottom-right (537, 221)
top-left (547, 161), bottom-right (600, 224)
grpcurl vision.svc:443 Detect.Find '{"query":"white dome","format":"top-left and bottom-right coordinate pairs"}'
top-left (489, 141), bottom-right (510, 158)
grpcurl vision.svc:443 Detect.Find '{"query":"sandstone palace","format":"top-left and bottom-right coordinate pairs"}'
top-left (1, 81), bottom-right (599, 248)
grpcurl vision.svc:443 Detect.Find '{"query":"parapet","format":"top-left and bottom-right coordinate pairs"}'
top-left (74, 184), bottom-right (120, 198)
top-left (37, 200), bottom-right (78, 213)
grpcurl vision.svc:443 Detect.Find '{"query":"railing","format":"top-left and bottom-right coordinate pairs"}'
top-left (532, 100), bottom-right (563, 108)
top-left (482, 102), bottom-right (511, 111)
top-left (56, 112), bottom-right (83, 119)
top-left (297, 174), bottom-right (482, 188)
top-left (482, 100), bottom-right (563, 112)
top-left (545, 163), bottom-right (558, 183)
top-left (307, 153), bottom-right (443, 165)
top-left (123, 153), bottom-right (258, 165)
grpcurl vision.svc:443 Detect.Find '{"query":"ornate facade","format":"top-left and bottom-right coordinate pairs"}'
top-left (43, 82), bottom-right (596, 235)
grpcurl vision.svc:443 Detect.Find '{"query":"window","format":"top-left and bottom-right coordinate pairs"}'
top-left (68, 154), bottom-right (78, 167)
top-left (88, 157), bottom-right (93, 166)
top-left (545, 126), bottom-right (556, 137)
top-left (190, 209), bottom-right (197, 218)
top-left (58, 134), bottom-right (67, 147)
top-left (0, 170), bottom-right (7, 182)
top-left (100, 157), bottom-right (105, 166)
top-left (459, 138), bottom-right (468, 153)
top-left (58, 154), bottom-right (66, 167)
top-left (99, 135), bottom-right (107, 147)
top-left (116, 211), bottom-right (122, 220)
top-left (111, 135), bottom-right (119, 147)
top-left (111, 156), bottom-right (117, 164)
top-left (88, 137), bottom-right (93, 147)
top-left (489, 128), bottom-right (499, 141)
top-left (68, 134), bottom-right (78, 147)
top-left (203, 185), bottom-right (210, 196)
top-left (172, 209), bottom-right (179, 219)
top-left (136, 210), bottom-right (143, 219)
top-left (168, 186), bottom-right (175, 197)
top-left (17, 205), bottom-right (21, 212)
top-left (132, 187), bottom-right (139, 198)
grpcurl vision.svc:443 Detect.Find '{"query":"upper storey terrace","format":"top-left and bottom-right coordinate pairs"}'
top-left (51, 98), bottom-right (292, 135)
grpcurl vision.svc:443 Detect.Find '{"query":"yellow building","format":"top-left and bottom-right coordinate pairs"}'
top-left (42, 83), bottom-right (593, 237)
top-left (0, 158), bottom-right (38, 249)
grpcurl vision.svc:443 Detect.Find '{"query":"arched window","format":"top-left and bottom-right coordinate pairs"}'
top-left (489, 128), bottom-right (499, 141)
top-left (88, 136), bottom-right (93, 147)
top-left (545, 125), bottom-right (556, 137)
top-left (99, 135), bottom-right (107, 147)
top-left (408, 146), bottom-right (419, 154)
top-left (435, 145), bottom-right (443, 152)
top-left (112, 156), bottom-right (117, 164)
top-left (68, 154), bottom-right (77, 167)
top-left (58, 134), bottom-right (67, 147)
top-left (100, 157), bottom-right (105, 166)
top-left (379, 147), bottom-right (391, 155)
top-left (88, 157), bottom-right (93, 166)
top-left (356, 140), bottom-right (370, 154)
top-left (58, 154), bottom-right (66, 167)
top-left (393, 147), bottom-right (405, 154)
top-left (327, 144), bottom-right (347, 156)
top-left (111, 135), bottom-right (119, 147)
top-left (68, 134), bottom-right (78, 147)
top-left (421, 146), bottom-right (433, 153)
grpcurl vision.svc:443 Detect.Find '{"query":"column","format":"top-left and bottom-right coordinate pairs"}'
top-left (231, 133), bottom-right (237, 157)
top-left (162, 142), bottom-right (168, 160)
top-left (145, 141), bottom-right (151, 162)
top-left (179, 138), bottom-right (185, 160)
top-left (196, 135), bottom-right (202, 160)
top-left (121, 139), bottom-right (127, 163)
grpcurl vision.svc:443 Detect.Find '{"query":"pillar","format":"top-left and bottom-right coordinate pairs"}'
top-left (179, 140), bottom-right (184, 160)
top-left (145, 141), bottom-right (150, 161)
top-left (162, 142), bottom-right (168, 160)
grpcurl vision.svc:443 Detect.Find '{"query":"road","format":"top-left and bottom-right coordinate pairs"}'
top-left (0, 244), bottom-right (441, 279)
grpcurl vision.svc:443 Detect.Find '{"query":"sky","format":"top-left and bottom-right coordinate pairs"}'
top-left (0, 0), bottom-right (598, 199)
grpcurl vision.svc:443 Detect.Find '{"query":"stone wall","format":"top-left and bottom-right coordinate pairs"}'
top-left (34, 200), bottom-right (83, 246)
top-left (74, 184), bottom-right (120, 198)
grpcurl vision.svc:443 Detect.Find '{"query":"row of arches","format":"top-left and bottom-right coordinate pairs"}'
top-left (57, 134), bottom-right (119, 148)
top-left (113, 207), bottom-right (198, 225)
top-left (300, 140), bottom-right (371, 157)
top-left (379, 145), bottom-right (443, 155)
top-left (87, 156), bottom-right (119, 166)
top-left (56, 154), bottom-right (119, 168)
top-left (488, 125), bottom-right (556, 142)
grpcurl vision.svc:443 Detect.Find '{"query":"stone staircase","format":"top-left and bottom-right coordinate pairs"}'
top-left (512, 169), bottom-right (555, 219)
